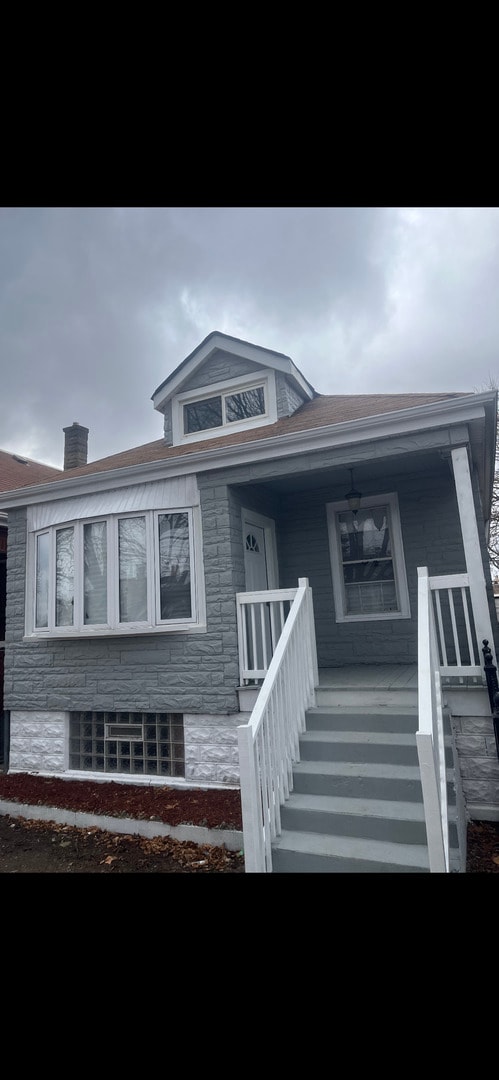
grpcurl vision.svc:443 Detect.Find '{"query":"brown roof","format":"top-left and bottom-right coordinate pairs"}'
top-left (0, 449), bottom-right (62, 493)
top-left (0, 392), bottom-right (469, 491)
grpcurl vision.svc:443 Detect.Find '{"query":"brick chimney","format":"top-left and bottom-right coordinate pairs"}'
top-left (63, 421), bottom-right (89, 469)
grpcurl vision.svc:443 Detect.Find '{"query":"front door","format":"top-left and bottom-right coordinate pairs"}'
top-left (243, 522), bottom-right (270, 593)
top-left (242, 511), bottom-right (277, 676)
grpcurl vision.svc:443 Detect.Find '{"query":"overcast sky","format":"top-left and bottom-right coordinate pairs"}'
top-left (1, 206), bottom-right (498, 469)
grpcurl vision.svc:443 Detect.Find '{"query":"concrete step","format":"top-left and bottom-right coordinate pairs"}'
top-left (298, 729), bottom-right (454, 766)
top-left (315, 688), bottom-right (418, 709)
top-left (271, 829), bottom-right (431, 873)
top-left (306, 706), bottom-right (419, 734)
top-left (292, 760), bottom-right (456, 803)
top-left (279, 792), bottom-right (459, 847)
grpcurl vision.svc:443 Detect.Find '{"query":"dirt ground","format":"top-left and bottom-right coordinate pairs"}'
top-left (0, 772), bottom-right (245, 873)
top-left (0, 772), bottom-right (498, 872)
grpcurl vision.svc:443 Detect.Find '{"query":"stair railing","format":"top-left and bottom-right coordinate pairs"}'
top-left (481, 640), bottom-right (499, 759)
top-left (237, 578), bottom-right (318, 873)
top-left (417, 567), bottom-right (450, 872)
top-left (236, 588), bottom-right (298, 684)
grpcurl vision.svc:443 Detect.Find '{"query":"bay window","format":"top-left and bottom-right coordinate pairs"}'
top-left (31, 508), bottom-right (201, 635)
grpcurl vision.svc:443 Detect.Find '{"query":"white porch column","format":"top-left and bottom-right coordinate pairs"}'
top-left (451, 446), bottom-right (495, 674)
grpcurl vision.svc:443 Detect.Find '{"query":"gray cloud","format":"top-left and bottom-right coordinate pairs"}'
top-left (0, 206), bottom-right (497, 470)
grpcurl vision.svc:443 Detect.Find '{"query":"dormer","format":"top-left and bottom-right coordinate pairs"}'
top-left (151, 331), bottom-right (316, 447)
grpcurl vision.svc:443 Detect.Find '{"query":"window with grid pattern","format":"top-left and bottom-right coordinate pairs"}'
top-left (69, 711), bottom-right (185, 777)
top-left (326, 491), bottom-right (411, 622)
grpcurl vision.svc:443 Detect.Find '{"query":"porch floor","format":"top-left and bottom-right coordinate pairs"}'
top-left (318, 664), bottom-right (418, 690)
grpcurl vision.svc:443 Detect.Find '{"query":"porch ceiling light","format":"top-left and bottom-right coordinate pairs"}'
top-left (344, 468), bottom-right (362, 514)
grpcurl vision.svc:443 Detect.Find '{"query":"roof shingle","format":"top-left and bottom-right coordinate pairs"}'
top-left (0, 392), bottom-right (469, 492)
top-left (0, 450), bottom-right (62, 494)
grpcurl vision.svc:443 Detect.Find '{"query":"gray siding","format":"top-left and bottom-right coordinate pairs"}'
top-left (180, 350), bottom-right (262, 392)
top-left (276, 465), bottom-right (468, 667)
top-left (163, 401), bottom-right (173, 444)
top-left (275, 372), bottom-right (307, 417)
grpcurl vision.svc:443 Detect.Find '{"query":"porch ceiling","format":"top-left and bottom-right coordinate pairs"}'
top-left (246, 447), bottom-right (450, 497)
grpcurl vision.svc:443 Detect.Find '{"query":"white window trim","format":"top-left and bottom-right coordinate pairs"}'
top-left (172, 368), bottom-right (278, 445)
top-left (326, 492), bottom-right (411, 622)
top-left (26, 506), bottom-right (206, 639)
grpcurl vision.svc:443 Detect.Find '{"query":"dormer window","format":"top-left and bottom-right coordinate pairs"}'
top-left (184, 385), bottom-right (266, 434)
top-left (172, 370), bottom-right (278, 445)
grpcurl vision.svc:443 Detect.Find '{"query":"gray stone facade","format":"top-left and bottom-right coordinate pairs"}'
top-left (8, 709), bottom-right (246, 786)
top-left (3, 420), bottom-right (497, 790)
top-left (275, 372), bottom-right (307, 416)
top-left (446, 688), bottom-right (499, 820)
top-left (180, 350), bottom-right (262, 392)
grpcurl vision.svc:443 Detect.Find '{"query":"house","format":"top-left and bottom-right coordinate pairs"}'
top-left (0, 331), bottom-right (498, 873)
top-left (0, 448), bottom-right (63, 766)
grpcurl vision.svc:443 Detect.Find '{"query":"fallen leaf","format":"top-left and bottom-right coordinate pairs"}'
top-left (100, 855), bottom-right (118, 865)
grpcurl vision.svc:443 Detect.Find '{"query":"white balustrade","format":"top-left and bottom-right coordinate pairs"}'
top-left (428, 572), bottom-right (481, 678)
top-left (237, 578), bottom-right (318, 873)
top-left (236, 588), bottom-right (298, 684)
top-left (417, 567), bottom-right (451, 872)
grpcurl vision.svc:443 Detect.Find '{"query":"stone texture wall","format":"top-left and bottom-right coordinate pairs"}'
top-left (8, 708), bottom-right (245, 785)
top-left (180, 351), bottom-right (261, 392)
top-left (184, 712), bottom-right (246, 785)
top-left (275, 372), bottom-right (307, 416)
top-left (9, 710), bottom-right (66, 773)
top-left (4, 493), bottom-right (242, 716)
top-left (446, 688), bottom-right (499, 819)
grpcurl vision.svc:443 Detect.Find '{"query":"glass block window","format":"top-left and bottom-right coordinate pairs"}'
top-left (69, 711), bottom-right (185, 777)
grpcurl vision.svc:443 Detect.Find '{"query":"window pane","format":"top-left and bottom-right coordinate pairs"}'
top-left (225, 386), bottom-right (265, 422)
top-left (343, 561), bottom-right (394, 584)
top-left (158, 513), bottom-right (192, 619)
top-left (184, 396), bottom-right (223, 433)
top-left (56, 527), bottom-right (74, 626)
top-left (36, 533), bottom-right (49, 628)
top-left (84, 521), bottom-right (107, 624)
top-left (345, 581), bottom-right (398, 615)
top-left (339, 508), bottom-right (392, 562)
top-left (119, 517), bottom-right (147, 622)
top-left (338, 505), bottom-right (399, 615)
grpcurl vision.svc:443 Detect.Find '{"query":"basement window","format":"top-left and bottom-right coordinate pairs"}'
top-left (326, 492), bottom-right (411, 622)
top-left (69, 711), bottom-right (185, 776)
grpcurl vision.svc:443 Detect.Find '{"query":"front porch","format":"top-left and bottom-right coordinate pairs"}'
top-left (235, 570), bottom-right (499, 872)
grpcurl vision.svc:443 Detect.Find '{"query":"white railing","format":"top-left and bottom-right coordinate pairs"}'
top-left (237, 578), bottom-right (318, 873)
top-left (417, 567), bottom-right (451, 872)
top-left (428, 572), bottom-right (481, 678)
top-left (236, 587), bottom-right (298, 683)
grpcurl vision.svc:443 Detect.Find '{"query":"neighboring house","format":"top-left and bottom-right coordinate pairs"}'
top-left (0, 332), bottom-right (498, 873)
top-left (0, 449), bottom-right (62, 765)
